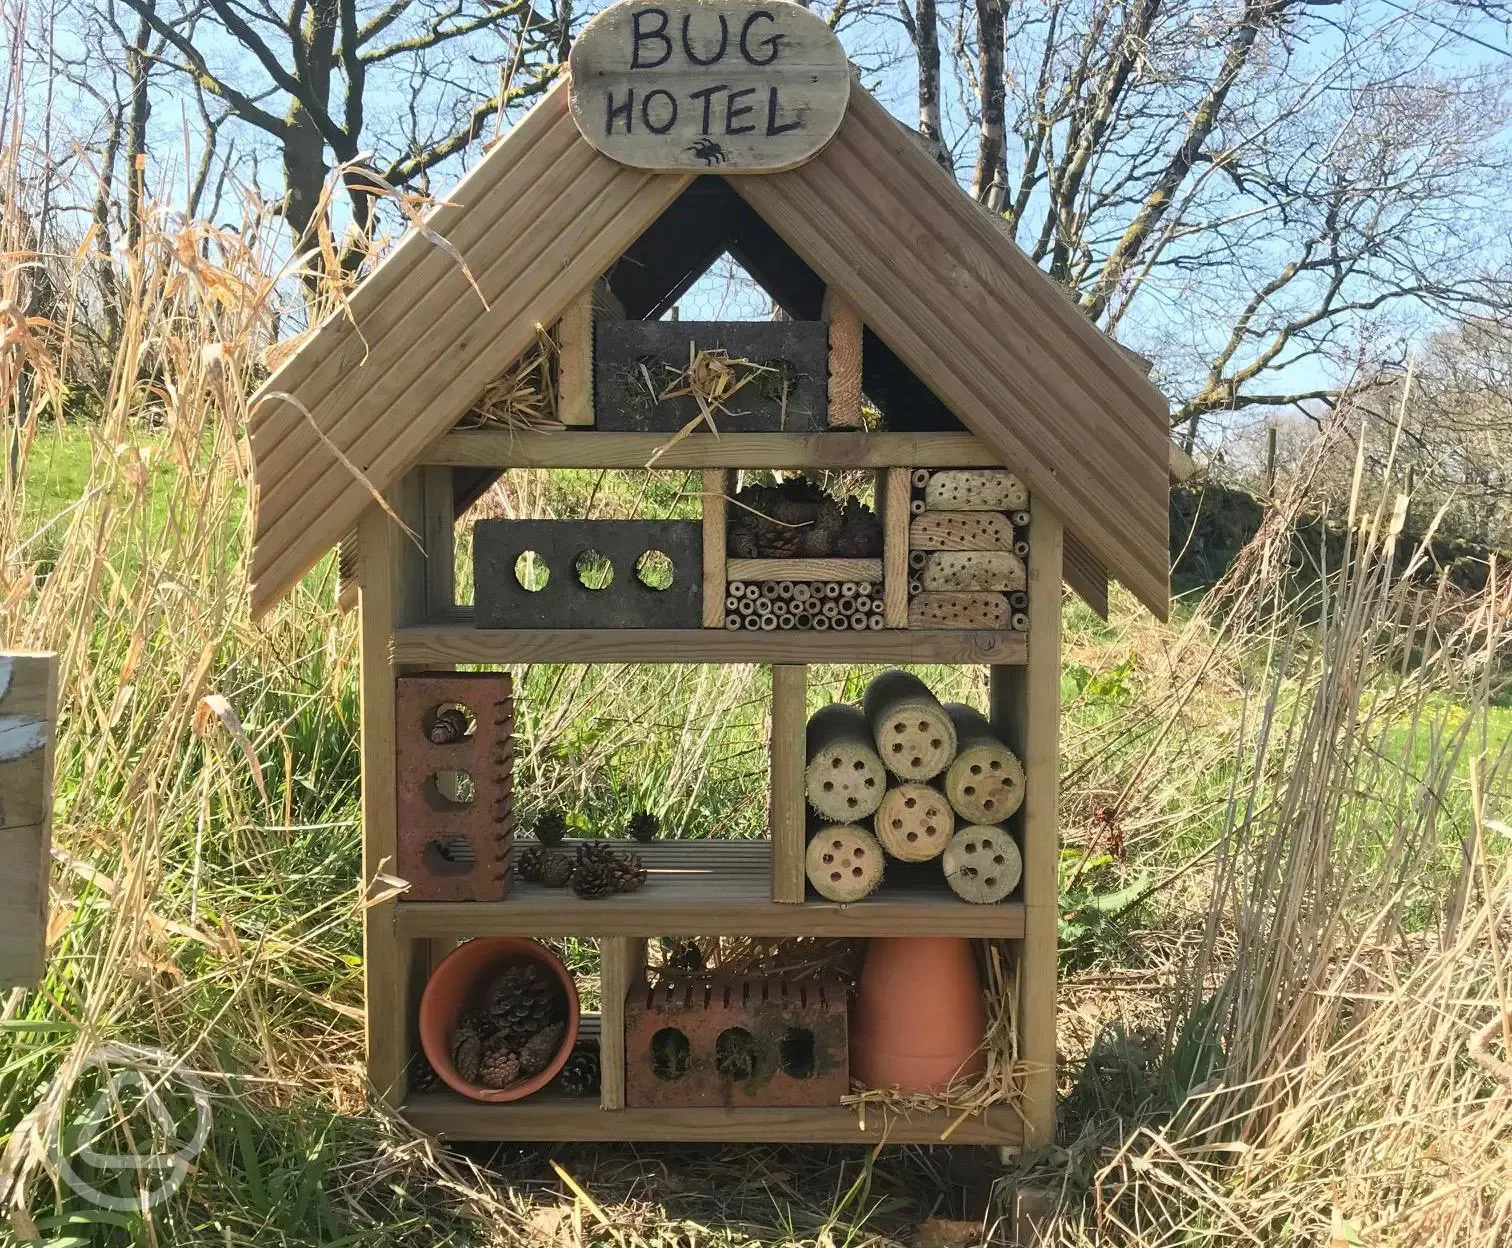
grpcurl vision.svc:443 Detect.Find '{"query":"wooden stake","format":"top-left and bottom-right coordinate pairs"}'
top-left (804, 703), bottom-right (886, 821)
top-left (0, 653), bottom-right (56, 989)
top-left (874, 783), bottom-right (953, 862)
top-left (805, 824), bottom-right (884, 901)
top-left (942, 703), bottom-right (1026, 824)
top-left (863, 669), bottom-right (957, 781)
top-left (942, 825), bottom-right (1021, 903)
top-left (771, 665), bottom-right (808, 902)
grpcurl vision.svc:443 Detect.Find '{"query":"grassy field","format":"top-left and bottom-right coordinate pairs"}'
top-left (1, 211), bottom-right (1510, 1247)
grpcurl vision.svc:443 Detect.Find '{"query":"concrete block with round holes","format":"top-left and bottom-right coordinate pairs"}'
top-left (625, 976), bottom-right (848, 1108)
top-left (395, 672), bottom-right (513, 901)
top-left (473, 519), bottom-right (702, 628)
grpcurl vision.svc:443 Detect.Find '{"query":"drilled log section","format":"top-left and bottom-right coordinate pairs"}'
top-left (920, 551), bottom-right (1027, 593)
top-left (924, 470), bottom-right (1029, 512)
top-left (805, 703), bottom-right (887, 821)
top-left (909, 510), bottom-right (1015, 551)
top-left (942, 703), bottom-right (1026, 824)
top-left (863, 669), bottom-right (957, 781)
top-left (942, 825), bottom-right (1022, 904)
top-left (805, 823), bottom-right (885, 902)
top-left (874, 783), bottom-right (954, 862)
top-left (907, 592), bottom-right (1011, 631)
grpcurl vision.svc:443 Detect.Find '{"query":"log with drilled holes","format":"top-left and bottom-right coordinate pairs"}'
top-left (909, 510), bottom-right (1016, 551)
top-left (942, 824), bottom-right (1022, 903)
top-left (907, 592), bottom-right (1010, 631)
top-left (804, 704), bottom-right (887, 821)
top-left (873, 783), bottom-right (954, 862)
top-left (805, 824), bottom-right (885, 901)
top-left (923, 469), bottom-right (1029, 512)
top-left (862, 669), bottom-right (958, 782)
top-left (920, 551), bottom-right (1026, 593)
top-left (942, 703), bottom-right (1026, 824)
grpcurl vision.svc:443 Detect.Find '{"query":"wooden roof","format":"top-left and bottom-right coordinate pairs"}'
top-left (249, 79), bottom-right (1171, 619)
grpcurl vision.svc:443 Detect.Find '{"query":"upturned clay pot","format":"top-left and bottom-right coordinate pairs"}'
top-left (419, 936), bottom-right (580, 1103)
top-left (850, 937), bottom-right (987, 1093)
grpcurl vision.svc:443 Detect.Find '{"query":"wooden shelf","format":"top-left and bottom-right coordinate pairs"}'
top-left (391, 625), bottom-right (1027, 665)
top-left (402, 1090), bottom-right (1024, 1145)
top-left (426, 430), bottom-right (1000, 470)
top-left (727, 558), bottom-right (884, 583)
top-left (394, 841), bottom-right (1026, 939)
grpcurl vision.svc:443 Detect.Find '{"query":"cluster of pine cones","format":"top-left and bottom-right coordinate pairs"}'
top-left (518, 841), bottom-right (648, 898)
top-left (449, 962), bottom-right (568, 1091)
top-left (726, 478), bottom-right (882, 560)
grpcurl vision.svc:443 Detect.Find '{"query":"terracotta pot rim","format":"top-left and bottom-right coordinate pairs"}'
top-left (418, 936), bottom-right (580, 1103)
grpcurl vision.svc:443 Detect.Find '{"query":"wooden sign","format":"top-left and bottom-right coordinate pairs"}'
top-left (0, 653), bottom-right (56, 989)
top-left (568, 0), bottom-right (850, 173)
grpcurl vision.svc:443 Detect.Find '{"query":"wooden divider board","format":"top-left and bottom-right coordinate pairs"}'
top-left (0, 653), bottom-right (57, 990)
top-left (770, 665), bottom-right (807, 902)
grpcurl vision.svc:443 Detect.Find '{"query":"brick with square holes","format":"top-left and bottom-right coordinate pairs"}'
top-left (625, 976), bottom-right (848, 1107)
top-left (395, 673), bottom-right (513, 901)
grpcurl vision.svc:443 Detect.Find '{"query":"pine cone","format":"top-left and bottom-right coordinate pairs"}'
top-left (628, 811), bottom-right (660, 843)
top-left (575, 841), bottom-right (617, 869)
top-left (664, 939), bottom-right (705, 977)
top-left (572, 859), bottom-right (618, 899)
top-left (557, 1042), bottom-right (600, 1096)
top-left (428, 706), bottom-right (471, 744)
top-left (408, 1051), bottom-right (442, 1093)
top-left (451, 1014), bottom-right (484, 1085)
top-left (517, 844), bottom-right (550, 882)
top-left (478, 1041), bottom-right (522, 1090)
top-left (533, 809), bottom-right (567, 845)
top-left (486, 964), bottom-right (562, 1047)
top-left (727, 525), bottom-right (759, 559)
top-left (612, 850), bottom-right (648, 893)
top-left (518, 1021), bottom-right (567, 1077)
top-left (801, 505), bottom-right (843, 557)
top-left (538, 851), bottom-right (574, 888)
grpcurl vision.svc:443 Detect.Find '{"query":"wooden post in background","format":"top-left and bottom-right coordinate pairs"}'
top-left (990, 504), bottom-right (1061, 1148)
top-left (770, 664), bottom-right (808, 902)
top-left (0, 653), bottom-right (57, 990)
top-left (702, 469), bottom-right (728, 628)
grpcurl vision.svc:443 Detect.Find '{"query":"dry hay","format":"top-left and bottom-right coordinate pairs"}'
top-left (458, 324), bottom-right (560, 431)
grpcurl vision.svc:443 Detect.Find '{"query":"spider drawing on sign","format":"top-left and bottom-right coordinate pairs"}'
top-left (687, 138), bottom-right (728, 166)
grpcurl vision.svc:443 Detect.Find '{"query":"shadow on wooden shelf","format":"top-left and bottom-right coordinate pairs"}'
top-left (394, 841), bottom-right (1026, 939)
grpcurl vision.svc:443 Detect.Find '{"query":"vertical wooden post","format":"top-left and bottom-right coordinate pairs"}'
top-left (421, 465), bottom-right (455, 618)
top-left (599, 936), bottom-right (646, 1109)
top-left (702, 469), bottom-right (728, 628)
top-left (557, 289), bottom-right (596, 427)
top-left (990, 504), bottom-right (1061, 1148)
top-left (0, 653), bottom-right (57, 989)
top-left (770, 664), bottom-right (807, 902)
top-left (881, 467), bottom-right (910, 628)
top-left (824, 291), bottom-right (863, 429)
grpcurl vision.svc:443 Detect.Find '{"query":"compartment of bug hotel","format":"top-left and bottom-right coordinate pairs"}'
top-left (906, 469), bottom-right (1032, 631)
top-left (803, 670), bottom-right (1025, 905)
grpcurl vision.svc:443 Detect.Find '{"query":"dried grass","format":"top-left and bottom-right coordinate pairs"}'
top-left (459, 324), bottom-right (561, 431)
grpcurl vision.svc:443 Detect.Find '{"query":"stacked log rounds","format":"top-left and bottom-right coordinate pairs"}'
top-left (804, 704), bottom-right (887, 822)
top-left (905, 468), bottom-right (1031, 631)
top-left (805, 824), bottom-right (885, 902)
top-left (942, 825), bottom-right (1022, 903)
top-left (863, 670), bottom-right (957, 781)
top-left (943, 703), bottom-right (1026, 824)
top-left (874, 784), bottom-right (954, 861)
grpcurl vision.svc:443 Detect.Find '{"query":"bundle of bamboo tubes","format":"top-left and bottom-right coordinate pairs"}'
top-left (803, 670), bottom-right (1025, 905)
top-left (904, 469), bottom-right (1031, 631)
top-left (723, 579), bottom-right (886, 631)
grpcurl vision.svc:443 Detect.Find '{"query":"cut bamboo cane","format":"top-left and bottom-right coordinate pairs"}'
top-left (1009, 510), bottom-right (1032, 528)
top-left (850, 612), bottom-right (867, 629)
top-left (909, 510), bottom-right (1015, 551)
top-left (743, 583), bottom-right (760, 600)
top-left (1008, 591), bottom-right (1029, 611)
top-left (910, 499), bottom-right (926, 515)
top-left (832, 616), bottom-right (849, 630)
top-left (725, 595), bottom-right (741, 612)
top-left (910, 469), bottom-right (931, 489)
top-left (920, 550), bottom-right (1026, 593)
top-left (725, 614), bottom-right (742, 630)
top-left (760, 615), bottom-right (778, 630)
top-left (863, 669), bottom-right (957, 782)
top-left (805, 824), bottom-right (885, 901)
top-left (909, 578), bottom-right (924, 597)
top-left (924, 470), bottom-right (1029, 512)
top-left (942, 702), bottom-right (1026, 824)
top-left (942, 825), bottom-right (1022, 903)
top-left (820, 601), bottom-right (840, 617)
top-left (812, 614), bottom-right (830, 630)
top-left (874, 783), bottom-right (953, 861)
top-left (839, 597), bottom-right (856, 613)
top-left (805, 703), bottom-right (887, 822)
top-left (855, 582), bottom-right (873, 596)
top-left (908, 550), bottom-right (928, 571)
top-left (1013, 540), bottom-right (1030, 558)
top-left (742, 615), bottom-right (760, 630)
top-left (867, 614), bottom-right (883, 630)
top-left (756, 598), bottom-right (774, 615)
top-left (729, 580), bottom-right (746, 596)
top-left (1011, 612), bottom-right (1030, 632)
top-left (823, 583), bottom-right (841, 599)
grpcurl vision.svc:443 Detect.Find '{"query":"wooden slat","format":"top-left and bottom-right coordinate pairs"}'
top-left (702, 469), bottom-right (728, 628)
top-left (421, 467), bottom-right (455, 617)
top-left (732, 89), bottom-right (1168, 618)
top-left (1064, 533), bottom-right (1111, 620)
top-left (990, 505), bottom-right (1061, 1148)
top-left (556, 289), bottom-right (595, 427)
top-left (726, 557), bottom-right (881, 583)
top-left (598, 938), bottom-right (637, 1110)
top-left (425, 431), bottom-right (999, 469)
top-left (403, 1093), bottom-right (1024, 1145)
top-left (391, 625), bottom-right (1027, 666)
top-left (882, 467), bottom-right (910, 627)
top-left (0, 653), bottom-right (56, 990)
top-left (824, 291), bottom-right (864, 428)
top-left (769, 665), bottom-right (807, 903)
top-left (394, 840), bottom-right (1026, 938)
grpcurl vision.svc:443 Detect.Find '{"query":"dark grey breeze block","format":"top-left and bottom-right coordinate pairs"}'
top-left (473, 519), bottom-right (702, 629)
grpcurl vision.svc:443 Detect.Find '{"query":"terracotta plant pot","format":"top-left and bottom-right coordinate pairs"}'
top-left (419, 936), bottom-right (580, 1103)
top-left (850, 937), bottom-right (987, 1093)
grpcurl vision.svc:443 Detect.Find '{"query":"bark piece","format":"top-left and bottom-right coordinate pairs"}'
top-left (806, 824), bottom-right (885, 901)
top-left (874, 784), bottom-right (954, 862)
top-left (920, 551), bottom-right (1026, 593)
top-left (942, 825), bottom-right (1021, 903)
top-left (907, 592), bottom-right (1010, 631)
top-left (805, 704), bottom-right (888, 821)
top-left (942, 703), bottom-right (1026, 824)
top-left (909, 510), bottom-right (1015, 550)
top-left (923, 469), bottom-right (1028, 511)
top-left (863, 670), bottom-right (957, 781)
